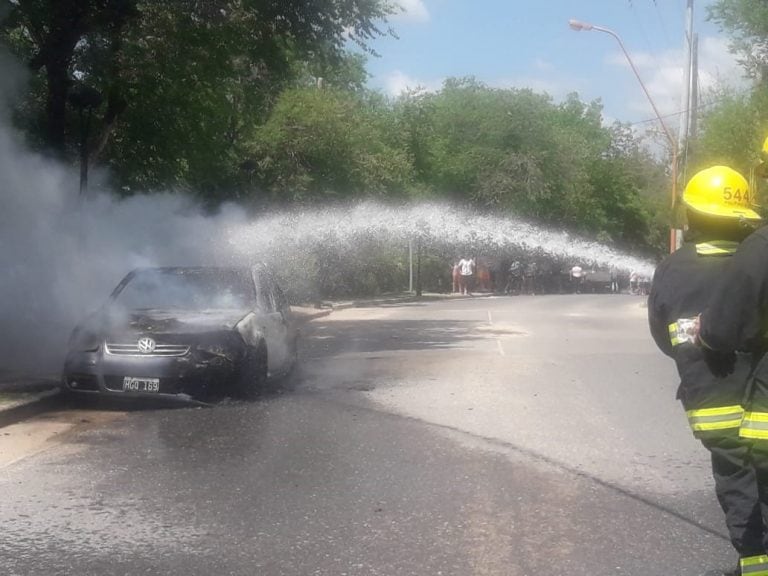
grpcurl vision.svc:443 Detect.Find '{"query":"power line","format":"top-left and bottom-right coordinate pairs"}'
top-left (629, 109), bottom-right (688, 126)
top-left (628, 97), bottom-right (718, 126)
top-left (627, 1), bottom-right (667, 74)
top-left (653, 0), bottom-right (673, 46)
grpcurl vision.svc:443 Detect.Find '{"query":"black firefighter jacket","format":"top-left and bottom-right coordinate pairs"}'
top-left (699, 226), bottom-right (768, 357)
top-left (699, 227), bottom-right (768, 436)
top-left (649, 240), bottom-right (753, 437)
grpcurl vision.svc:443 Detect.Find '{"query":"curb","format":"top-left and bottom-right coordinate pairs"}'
top-left (334, 292), bottom-right (497, 309)
top-left (292, 307), bottom-right (333, 324)
top-left (0, 389), bottom-right (62, 429)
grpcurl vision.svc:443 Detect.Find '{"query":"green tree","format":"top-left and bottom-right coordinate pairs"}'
top-left (393, 79), bottom-right (665, 250)
top-left (2, 0), bottom-right (139, 152)
top-left (691, 89), bottom-right (764, 174)
top-left (246, 86), bottom-right (413, 201)
top-left (709, 0), bottom-right (768, 80)
top-left (1, 0), bottom-right (396, 183)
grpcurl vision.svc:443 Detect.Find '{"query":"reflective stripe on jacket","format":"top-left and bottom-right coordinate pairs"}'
top-left (741, 554), bottom-right (768, 575)
top-left (741, 412), bottom-right (768, 440)
top-left (687, 405), bottom-right (744, 432)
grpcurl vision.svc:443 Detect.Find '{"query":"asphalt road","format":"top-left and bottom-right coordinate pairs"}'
top-left (0, 295), bottom-right (734, 576)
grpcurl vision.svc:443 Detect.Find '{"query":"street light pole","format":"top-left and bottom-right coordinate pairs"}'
top-left (409, 238), bottom-right (414, 293)
top-left (569, 19), bottom-right (680, 253)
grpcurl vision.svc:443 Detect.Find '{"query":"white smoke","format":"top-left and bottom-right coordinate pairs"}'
top-left (0, 128), bottom-right (252, 372)
top-left (0, 50), bottom-right (251, 372)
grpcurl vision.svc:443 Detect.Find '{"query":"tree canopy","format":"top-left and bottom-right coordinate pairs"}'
top-left (1, 1), bottom-right (672, 255)
top-left (688, 0), bottom-right (768, 202)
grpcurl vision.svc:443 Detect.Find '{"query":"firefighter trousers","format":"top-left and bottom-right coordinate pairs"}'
top-left (700, 434), bottom-right (764, 558)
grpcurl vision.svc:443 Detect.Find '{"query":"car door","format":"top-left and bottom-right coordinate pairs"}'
top-left (254, 270), bottom-right (290, 372)
top-left (271, 280), bottom-right (297, 361)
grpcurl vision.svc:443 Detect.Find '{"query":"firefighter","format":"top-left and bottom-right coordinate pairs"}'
top-left (697, 152), bottom-right (768, 576)
top-left (649, 165), bottom-right (763, 576)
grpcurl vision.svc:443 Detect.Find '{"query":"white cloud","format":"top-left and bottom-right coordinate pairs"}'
top-left (392, 0), bottom-right (430, 23)
top-left (698, 35), bottom-right (748, 92)
top-left (382, 70), bottom-right (442, 96)
top-left (605, 35), bottom-right (748, 123)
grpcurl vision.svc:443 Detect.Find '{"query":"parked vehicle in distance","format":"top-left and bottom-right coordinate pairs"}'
top-left (62, 265), bottom-right (298, 403)
top-left (582, 270), bottom-right (612, 294)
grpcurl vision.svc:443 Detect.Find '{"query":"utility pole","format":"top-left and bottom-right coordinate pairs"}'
top-left (677, 0), bottom-right (694, 157)
top-left (674, 0), bottom-right (695, 250)
top-left (689, 33), bottom-right (699, 141)
top-left (415, 237), bottom-right (422, 298)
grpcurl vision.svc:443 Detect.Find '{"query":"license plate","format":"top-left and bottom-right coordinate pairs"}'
top-left (122, 377), bottom-right (160, 393)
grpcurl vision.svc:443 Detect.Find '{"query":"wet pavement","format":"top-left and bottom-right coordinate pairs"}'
top-left (0, 295), bottom-right (734, 576)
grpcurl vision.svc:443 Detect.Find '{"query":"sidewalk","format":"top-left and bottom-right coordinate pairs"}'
top-left (308, 290), bottom-right (495, 312)
top-left (0, 369), bottom-right (61, 428)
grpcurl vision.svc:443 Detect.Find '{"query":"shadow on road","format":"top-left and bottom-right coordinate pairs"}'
top-left (300, 317), bottom-right (486, 359)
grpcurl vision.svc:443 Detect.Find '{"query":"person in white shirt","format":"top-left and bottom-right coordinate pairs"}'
top-left (630, 270), bottom-right (639, 294)
top-left (569, 264), bottom-right (583, 294)
top-left (458, 256), bottom-right (475, 295)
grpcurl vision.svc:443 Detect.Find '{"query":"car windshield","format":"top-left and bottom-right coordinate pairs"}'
top-left (112, 269), bottom-right (255, 311)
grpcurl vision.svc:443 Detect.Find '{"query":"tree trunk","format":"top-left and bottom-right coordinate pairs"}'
top-left (35, 0), bottom-right (88, 153)
top-left (44, 57), bottom-right (71, 152)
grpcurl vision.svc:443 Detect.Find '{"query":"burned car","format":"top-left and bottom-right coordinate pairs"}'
top-left (62, 266), bottom-right (297, 402)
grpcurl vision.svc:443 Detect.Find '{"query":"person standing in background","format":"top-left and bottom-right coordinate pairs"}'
top-left (458, 255), bottom-right (475, 296)
top-left (569, 264), bottom-right (583, 294)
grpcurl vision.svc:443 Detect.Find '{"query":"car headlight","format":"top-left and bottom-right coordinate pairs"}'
top-left (197, 341), bottom-right (240, 360)
top-left (68, 328), bottom-right (101, 353)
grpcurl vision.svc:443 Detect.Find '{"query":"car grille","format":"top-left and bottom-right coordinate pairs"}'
top-left (105, 342), bottom-right (190, 357)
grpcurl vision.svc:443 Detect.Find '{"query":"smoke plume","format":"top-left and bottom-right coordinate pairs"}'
top-left (0, 50), bottom-right (252, 373)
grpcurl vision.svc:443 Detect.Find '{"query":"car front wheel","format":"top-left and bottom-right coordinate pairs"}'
top-left (232, 343), bottom-right (268, 399)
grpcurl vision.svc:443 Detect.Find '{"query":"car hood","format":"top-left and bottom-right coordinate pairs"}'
top-left (94, 308), bottom-right (252, 337)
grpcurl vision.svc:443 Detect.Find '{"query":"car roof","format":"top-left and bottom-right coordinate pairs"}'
top-left (130, 266), bottom-right (251, 273)
top-left (111, 265), bottom-right (271, 300)
top-left (125, 265), bottom-right (276, 279)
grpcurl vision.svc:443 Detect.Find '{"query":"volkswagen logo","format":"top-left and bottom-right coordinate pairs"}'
top-left (137, 337), bottom-right (156, 354)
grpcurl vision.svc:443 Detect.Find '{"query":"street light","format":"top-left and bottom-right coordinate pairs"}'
top-left (569, 19), bottom-right (680, 253)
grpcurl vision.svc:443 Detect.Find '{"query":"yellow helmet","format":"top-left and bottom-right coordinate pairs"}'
top-left (682, 165), bottom-right (761, 221)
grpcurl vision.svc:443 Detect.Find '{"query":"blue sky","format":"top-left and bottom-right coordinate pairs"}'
top-left (362, 0), bottom-right (746, 128)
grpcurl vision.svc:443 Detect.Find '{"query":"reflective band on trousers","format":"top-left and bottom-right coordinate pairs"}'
top-left (740, 412), bottom-right (768, 440)
top-left (686, 405), bottom-right (744, 432)
top-left (740, 554), bottom-right (768, 575)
